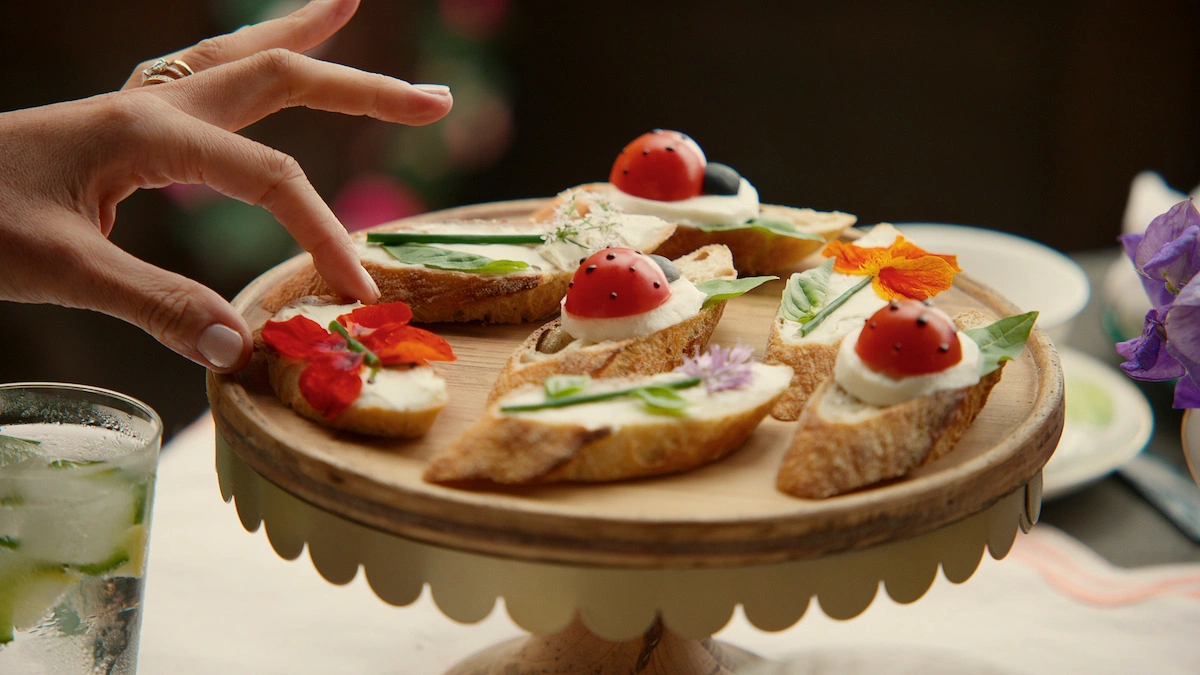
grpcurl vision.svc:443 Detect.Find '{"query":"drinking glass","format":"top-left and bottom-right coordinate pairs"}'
top-left (0, 383), bottom-right (162, 674)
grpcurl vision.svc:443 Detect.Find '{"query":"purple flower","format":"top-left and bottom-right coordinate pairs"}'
top-left (676, 341), bottom-right (755, 393)
top-left (1117, 306), bottom-right (1184, 381)
top-left (1116, 198), bottom-right (1200, 408)
top-left (1121, 199), bottom-right (1200, 307)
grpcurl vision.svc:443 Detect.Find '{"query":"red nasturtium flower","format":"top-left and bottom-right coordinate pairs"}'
top-left (822, 235), bottom-right (962, 301)
top-left (260, 302), bottom-right (455, 418)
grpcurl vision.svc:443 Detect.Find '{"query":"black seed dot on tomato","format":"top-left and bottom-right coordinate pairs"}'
top-left (916, 315), bottom-right (929, 327)
top-left (568, 282), bottom-right (573, 288)
top-left (889, 300), bottom-right (901, 310)
top-left (939, 343), bottom-right (951, 353)
top-left (606, 252), bottom-right (616, 260)
top-left (622, 169), bottom-right (629, 175)
top-left (629, 265), bottom-right (636, 272)
top-left (868, 320), bottom-right (877, 329)
top-left (610, 292), bottom-right (618, 299)
top-left (586, 265), bottom-right (597, 274)
top-left (893, 343), bottom-right (903, 351)
top-left (653, 281), bottom-right (661, 288)
top-left (642, 149), bottom-right (650, 155)
top-left (922, 298), bottom-right (935, 306)
top-left (579, 258), bottom-right (586, 265)
top-left (666, 146), bottom-right (676, 152)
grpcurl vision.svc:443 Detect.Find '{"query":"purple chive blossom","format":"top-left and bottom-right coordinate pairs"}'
top-left (676, 341), bottom-right (755, 393)
top-left (1117, 199), bottom-right (1200, 408)
top-left (1121, 199), bottom-right (1200, 307)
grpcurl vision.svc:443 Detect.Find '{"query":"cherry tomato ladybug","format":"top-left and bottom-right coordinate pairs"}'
top-left (609, 130), bottom-right (706, 202)
top-left (563, 248), bottom-right (672, 318)
top-left (854, 300), bottom-right (962, 378)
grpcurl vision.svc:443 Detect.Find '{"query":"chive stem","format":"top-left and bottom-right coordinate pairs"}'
top-left (500, 376), bottom-right (702, 413)
top-left (328, 321), bottom-right (381, 369)
top-left (800, 275), bottom-right (872, 336)
top-left (367, 232), bottom-right (546, 245)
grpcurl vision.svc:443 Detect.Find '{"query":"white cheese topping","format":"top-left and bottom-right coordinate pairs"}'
top-left (355, 201), bottom-right (674, 274)
top-left (270, 299), bottom-right (448, 413)
top-left (779, 223), bottom-right (902, 344)
top-left (559, 277), bottom-right (706, 344)
top-left (833, 326), bottom-right (982, 407)
top-left (607, 178), bottom-right (761, 227)
top-left (499, 364), bottom-right (793, 429)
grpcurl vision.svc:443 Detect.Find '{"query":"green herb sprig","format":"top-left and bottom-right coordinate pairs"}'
top-left (366, 232), bottom-right (545, 245)
top-left (500, 375), bottom-right (702, 414)
top-left (328, 320), bottom-right (381, 381)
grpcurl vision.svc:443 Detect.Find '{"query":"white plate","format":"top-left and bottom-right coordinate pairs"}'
top-left (1042, 347), bottom-right (1154, 499)
top-left (895, 223), bottom-right (1091, 332)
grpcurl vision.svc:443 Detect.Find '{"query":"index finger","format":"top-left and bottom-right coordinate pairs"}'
top-left (120, 103), bottom-right (380, 304)
top-left (122, 0), bottom-right (360, 89)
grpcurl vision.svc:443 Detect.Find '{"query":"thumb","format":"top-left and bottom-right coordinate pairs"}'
top-left (67, 237), bottom-right (254, 373)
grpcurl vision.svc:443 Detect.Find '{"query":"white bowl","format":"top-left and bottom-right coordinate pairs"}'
top-left (896, 223), bottom-right (1091, 336)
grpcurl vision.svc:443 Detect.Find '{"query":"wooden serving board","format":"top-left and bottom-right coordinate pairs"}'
top-left (208, 200), bottom-right (1065, 569)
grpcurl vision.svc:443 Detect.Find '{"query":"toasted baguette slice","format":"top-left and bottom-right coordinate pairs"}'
top-left (488, 245), bottom-right (736, 401)
top-left (776, 311), bottom-right (1002, 499)
top-left (762, 320), bottom-right (841, 421)
top-left (425, 363), bottom-right (793, 484)
top-left (264, 197), bottom-right (676, 323)
top-left (536, 183), bottom-right (855, 276)
top-left (258, 296), bottom-right (449, 437)
top-left (762, 223), bottom-right (918, 421)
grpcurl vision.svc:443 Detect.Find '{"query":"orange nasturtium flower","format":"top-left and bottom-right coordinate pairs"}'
top-left (822, 235), bottom-right (962, 301)
top-left (260, 302), bottom-right (455, 418)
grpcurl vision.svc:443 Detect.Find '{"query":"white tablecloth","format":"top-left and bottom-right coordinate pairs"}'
top-left (138, 415), bottom-right (1200, 674)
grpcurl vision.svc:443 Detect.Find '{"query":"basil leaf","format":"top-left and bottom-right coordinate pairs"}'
top-left (780, 259), bottom-right (834, 322)
top-left (381, 244), bottom-right (530, 274)
top-left (631, 386), bottom-right (690, 416)
top-left (965, 311), bottom-right (1039, 375)
top-left (696, 276), bottom-right (778, 309)
top-left (545, 375), bottom-right (590, 399)
top-left (694, 218), bottom-right (824, 241)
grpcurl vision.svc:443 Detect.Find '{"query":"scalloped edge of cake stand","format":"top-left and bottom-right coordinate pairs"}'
top-left (215, 433), bottom-right (1041, 642)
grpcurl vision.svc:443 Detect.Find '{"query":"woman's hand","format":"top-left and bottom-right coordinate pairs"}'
top-left (0, 0), bottom-right (451, 373)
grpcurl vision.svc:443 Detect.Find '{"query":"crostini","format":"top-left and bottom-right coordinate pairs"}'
top-left (424, 343), bottom-right (792, 484)
top-left (258, 296), bottom-right (456, 437)
top-left (538, 129), bottom-right (856, 276)
top-left (488, 244), bottom-right (774, 400)
top-left (265, 189), bottom-right (676, 323)
top-left (776, 299), bottom-right (1037, 499)
top-left (763, 223), bottom-right (962, 420)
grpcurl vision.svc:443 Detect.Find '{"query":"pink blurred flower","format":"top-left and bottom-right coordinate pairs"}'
top-left (332, 175), bottom-right (426, 233)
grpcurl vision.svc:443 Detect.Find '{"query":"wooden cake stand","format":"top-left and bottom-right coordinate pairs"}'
top-left (208, 200), bottom-right (1064, 674)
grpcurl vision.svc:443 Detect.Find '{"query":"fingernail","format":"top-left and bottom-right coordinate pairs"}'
top-left (414, 84), bottom-right (451, 96)
top-left (360, 267), bottom-right (381, 302)
top-left (198, 324), bottom-right (244, 369)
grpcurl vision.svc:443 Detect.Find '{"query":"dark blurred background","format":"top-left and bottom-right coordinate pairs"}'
top-left (1, 0), bottom-right (1198, 439)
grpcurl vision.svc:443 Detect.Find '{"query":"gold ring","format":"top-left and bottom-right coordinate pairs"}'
top-left (141, 58), bottom-right (194, 86)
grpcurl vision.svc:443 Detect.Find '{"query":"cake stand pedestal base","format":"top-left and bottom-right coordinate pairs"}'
top-left (446, 617), bottom-right (760, 675)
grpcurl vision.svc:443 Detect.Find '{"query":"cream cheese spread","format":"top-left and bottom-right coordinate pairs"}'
top-left (356, 204), bottom-right (674, 275)
top-left (778, 223), bottom-right (903, 344)
top-left (607, 178), bottom-right (760, 227)
top-left (500, 364), bottom-right (793, 429)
